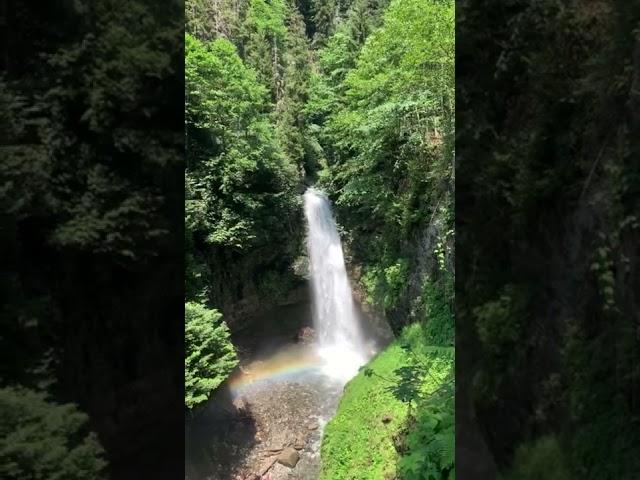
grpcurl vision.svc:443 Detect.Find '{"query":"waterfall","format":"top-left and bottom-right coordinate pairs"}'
top-left (303, 188), bottom-right (369, 382)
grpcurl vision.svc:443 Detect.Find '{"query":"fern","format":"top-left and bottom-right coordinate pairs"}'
top-left (396, 350), bottom-right (454, 480)
top-left (398, 400), bottom-right (454, 480)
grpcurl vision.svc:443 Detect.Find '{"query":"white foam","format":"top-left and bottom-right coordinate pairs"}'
top-left (316, 343), bottom-right (367, 384)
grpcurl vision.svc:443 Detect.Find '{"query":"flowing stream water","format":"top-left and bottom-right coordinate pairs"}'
top-left (186, 188), bottom-right (388, 480)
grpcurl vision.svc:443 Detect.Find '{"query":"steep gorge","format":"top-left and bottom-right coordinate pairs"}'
top-left (185, 0), bottom-right (455, 478)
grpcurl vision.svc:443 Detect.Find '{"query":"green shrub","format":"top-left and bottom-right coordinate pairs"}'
top-left (0, 387), bottom-right (106, 480)
top-left (504, 436), bottom-right (571, 480)
top-left (185, 302), bottom-right (238, 409)
top-left (474, 284), bottom-right (527, 356)
top-left (383, 260), bottom-right (410, 310)
top-left (398, 389), bottom-right (454, 480)
top-left (360, 266), bottom-right (382, 306)
top-left (420, 278), bottom-right (454, 347)
top-left (394, 323), bottom-right (454, 480)
top-left (360, 258), bottom-right (409, 312)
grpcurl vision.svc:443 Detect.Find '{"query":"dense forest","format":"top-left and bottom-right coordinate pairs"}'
top-left (457, 1), bottom-right (640, 479)
top-left (185, 0), bottom-right (454, 478)
top-left (2, 1), bottom-right (638, 479)
top-left (1, 1), bottom-right (184, 478)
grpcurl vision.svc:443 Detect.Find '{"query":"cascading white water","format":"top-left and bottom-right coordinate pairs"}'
top-left (303, 188), bottom-right (369, 382)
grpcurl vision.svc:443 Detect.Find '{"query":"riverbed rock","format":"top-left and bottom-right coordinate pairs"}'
top-left (258, 455), bottom-right (278, 476)
top-left (293, 434), bottom-right (306, 450)
top-left (191, 378), bottom-right (324, 478)
top-left (296, 326), bottom-right (316, 344)
top-left (233, 396), bottom-right (248, 414)
top-left (277, 447), bottom-right (300, 468)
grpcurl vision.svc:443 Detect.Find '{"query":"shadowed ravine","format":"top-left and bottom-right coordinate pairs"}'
top-left (185, 190), bottom-right (390, 479)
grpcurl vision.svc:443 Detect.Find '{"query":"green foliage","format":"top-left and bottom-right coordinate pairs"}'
top-left (321, 324), bottom-right (453, 480)
top-left (398, 388), bottom-right (454, 480)
top-left (383, 260), bottom-right (409, 309)
top-left (457, 0), bottom-right (640, 476)
top-left (186, 33), bottom-right (297, 250)
top-left (420, 278), bottom-right (454, 347)
top-left (306, 0), bottom-right (454, 335)
top-left (257, 269), bottom-right (296, 299)
top-left (568, 406), bottom-right (640, 480)
top-left (185, 302), bottom-right (238, 409)
top-left (2, 1), bottom-right (182, 262)
top-left (0, 387), bottom-right (106, 480)
top-left (43, 0), bottom-right (180, 258)
top-left (185, 34), bottom-right (266, 134)
top-left (241, 0), bottom-right (288, 93)
top-left (563, 318), bottom-right (640, 479)
top-left (183, 7), bottom-right (455, 480)
top-left (319, 0), bottom-right (454, 228)
top-left (393, 324), bottom-right (454, 480)
top-left (473, 284), bottom-right (527, 357)
top-left (503, 436), bottom-right (571, 480)
top-left (246, 0), bottom-right (287, 40)
top-left (361, 258), bottom-right (409, 311)
top-left (314, 4), bottom-right (455, 478)
top-left (589, 241), bottom-right (617, 312)
top-left (320, 342), bottom-right (413, 480)
top-left (2, 4), bottom-right (183, 473)
top-left (310, 0), bottom-right (337, 42)
top-left (184, 4), bottom-right (313, 414)
top-left (185, 31), bottom-right (302, 309)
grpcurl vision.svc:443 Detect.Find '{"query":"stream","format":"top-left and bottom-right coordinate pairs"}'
top-left (185, 189), bottom-right (391, 480)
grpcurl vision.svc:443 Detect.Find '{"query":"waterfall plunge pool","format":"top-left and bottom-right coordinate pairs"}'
top-left (185, 189), bottom-right (391, 479)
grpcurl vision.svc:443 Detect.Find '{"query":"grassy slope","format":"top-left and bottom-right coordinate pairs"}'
top-left (320, 324), bottom-right (452, 479)
top-left (321, 342), bottom-right (410, 479)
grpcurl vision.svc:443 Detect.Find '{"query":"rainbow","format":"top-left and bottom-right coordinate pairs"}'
top-left (228, 347), bottom-right (324, 396)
